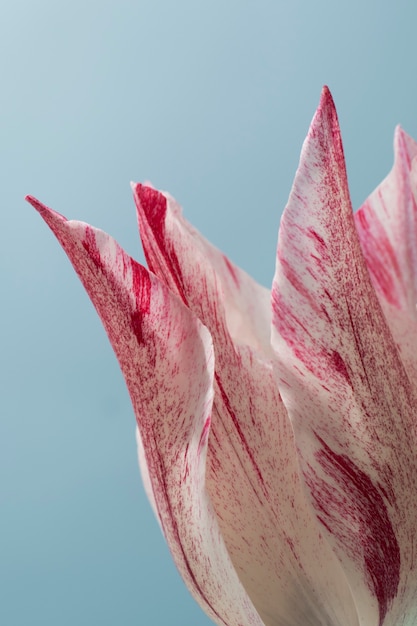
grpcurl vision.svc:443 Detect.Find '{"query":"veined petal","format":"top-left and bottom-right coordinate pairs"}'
top-left (133, 183), bottom-right (273, 358)
top-left (354, 129), bottom-right (417, 395)
top-left (133, 185), bottom-right (358, 626)
top-left (271, 87), bottom-right (417, 626)
top-left (26, 195), bottom-right (265, 626)
top-left (355, 127), bottom-right (417, 316)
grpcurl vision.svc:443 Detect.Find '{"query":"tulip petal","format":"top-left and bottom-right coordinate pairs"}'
top-left (354, 129), bottom-right (417, 394)
top-left (133, 185), bottom-right (358, 626)
top-left (133, 184), bottom-right (273, 359)
top-left (26, 195), bottom-right (266, 626)
top-left (271, 88), bottom-right (417, 626)
top-left (355, 127), bottom-right (417, 316)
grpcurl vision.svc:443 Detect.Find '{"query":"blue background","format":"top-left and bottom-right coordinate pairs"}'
top-left (3, 1), bottom-right (417, 624)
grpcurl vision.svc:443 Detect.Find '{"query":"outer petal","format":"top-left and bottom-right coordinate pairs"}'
top-left (354, 129), bottom-right (417, 394)
top-left (132, 185), bottom-right (358, 626)
top-left (26, 195), bottom-right (265, 626)
top-left (271, 88), bottom-right (417, 626)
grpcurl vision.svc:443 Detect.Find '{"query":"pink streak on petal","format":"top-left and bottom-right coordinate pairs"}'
top-left (26, 194), bottom-right (266, 626)
top-left (271, 87), bottom-right (417, 626)
top-left (311, 433), bottom-right (400, 624)
top-left (132, 182), bottom-right (358, 626)
top-left (134, 184), bottom-right (187, 304)
top-left (355, 127), bottom-right (417, 316)
top-left (354, 206), bottom-right (402, 308)
top-left (354, 128), bottom-right (417, 403)
top-left (133, 183), bottom-right (274, 357)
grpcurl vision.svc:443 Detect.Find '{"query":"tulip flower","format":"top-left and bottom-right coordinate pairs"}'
top-left (27, 87), bottom-right (417, 626)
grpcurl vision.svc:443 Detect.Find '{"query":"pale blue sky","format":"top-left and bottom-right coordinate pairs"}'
top-left (3, 1), bottom-right (417, 625)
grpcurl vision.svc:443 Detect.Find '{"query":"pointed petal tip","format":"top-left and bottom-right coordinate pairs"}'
top-left (394, 124), bottom-right (406, 142)
top-left (25, 195), bottom-right (67, 225)
top-left (318, 85), bottom-right (335, 110)
top-left (314, 85), bottom-right (338, 129)
top-left (132, 181), bottom-right (167, 223)
top-left (25, 194), bottom-right (45, 213)
top-left (393, 125), bottom-right (405, 154)
top-left (394, 123), bottom-right (416, 147)
top-left (131, 181), bottom-right (145, 205)
top-left (131, 181), bottom-right (157, 197)
top-left (131, 181), bottom-right (149, 206)
top-left (392, 125), bottom-right (417, 176)
top-left (300, 85), bottom-right (344, 169)
top-left (132, 181), bottom-right (155, 201)
top-left (320, 84), bottom-right (333, 100)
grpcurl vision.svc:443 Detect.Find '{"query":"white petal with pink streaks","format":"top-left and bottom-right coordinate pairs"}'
top-left (354, 128), bottom-right (417, 398)
top-left (355, 127), bottom-right (417, 317)
top-left (26, 195), bottom-right (265, 626)
top-left (271, 88), bottom-right (417, 626)
top-left (133, 185), bottom-right (358, 626)
top-left (133, 183), bottom-right (273, 359)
